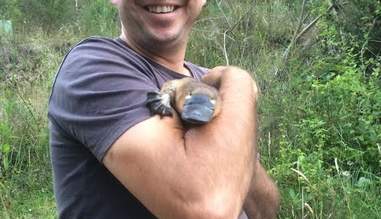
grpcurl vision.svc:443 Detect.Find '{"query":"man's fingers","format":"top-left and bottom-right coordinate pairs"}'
top-left (201, 66), bottom-right (227, 87)
top-left (202, 66), bottom-right (259, 100)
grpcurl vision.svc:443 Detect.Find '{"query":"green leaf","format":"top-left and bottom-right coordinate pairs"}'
top-left (1, 143), bottom-right (11, 154)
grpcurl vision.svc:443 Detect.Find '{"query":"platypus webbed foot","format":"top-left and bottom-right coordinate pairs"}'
top-left (181, 94), bottom-right (215, 125)
top-left (146, 91), bottom-right (173, 117)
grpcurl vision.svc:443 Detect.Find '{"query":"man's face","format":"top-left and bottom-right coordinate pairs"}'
top-left (116, 0), bottom-right (206, 50)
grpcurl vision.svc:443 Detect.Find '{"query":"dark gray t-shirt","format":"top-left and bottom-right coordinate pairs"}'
top-left (48, 37), bottom-right (207, 219)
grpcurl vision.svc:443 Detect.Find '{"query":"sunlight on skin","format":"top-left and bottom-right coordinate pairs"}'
top-left (110, 0), bottom-right (120, 6)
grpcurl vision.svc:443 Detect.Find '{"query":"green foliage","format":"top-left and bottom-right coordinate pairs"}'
top-left (0, 0), bottom-right (21, 21)
top-left (257, 0), bottom-right (381, 217)
top-left (0, 35), bottom-right (63, 217)
top-left (272, 55), bottom-right (381, 217)
top-left (280, 56), bottom-right (381, 172)
top-left (0, 0), bottom-right (119, 35)
top-left (77, 0), bottom-right (119, 36)
top-left (19, 0), bottom-right (75, 31)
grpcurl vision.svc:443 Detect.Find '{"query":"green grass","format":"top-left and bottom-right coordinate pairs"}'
top-left (1, 170), bottom-right (56, 219)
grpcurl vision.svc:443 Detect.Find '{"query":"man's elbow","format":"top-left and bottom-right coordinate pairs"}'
top-left (180, 191), bottom-right (243, 219)
top-left (182, 206), bottom-right (237, 219)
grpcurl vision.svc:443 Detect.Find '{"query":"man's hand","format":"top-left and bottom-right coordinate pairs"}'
top-left (104, 66), bottom-right (258, 219)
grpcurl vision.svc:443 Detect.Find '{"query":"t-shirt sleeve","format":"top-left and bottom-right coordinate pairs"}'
top-left (48, 39), bottom-right (158, 161)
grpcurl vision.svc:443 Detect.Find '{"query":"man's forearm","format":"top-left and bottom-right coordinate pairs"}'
top-left (183, 67), bottom-right (258, 218)
top-left (243, 161), bottom-right (280, 219)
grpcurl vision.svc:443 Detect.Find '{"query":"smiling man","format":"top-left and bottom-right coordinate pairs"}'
top-left (48, 0), bottom-right (278, 218)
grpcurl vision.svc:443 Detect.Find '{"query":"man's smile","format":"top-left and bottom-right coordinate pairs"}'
top-left (146, 5), bottom-right (178, 14)
top-left (138, 3), bottom-right (184, 26)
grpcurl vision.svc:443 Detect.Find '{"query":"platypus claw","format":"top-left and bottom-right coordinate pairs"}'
top-left (146, 91), bottom-right (173, 117)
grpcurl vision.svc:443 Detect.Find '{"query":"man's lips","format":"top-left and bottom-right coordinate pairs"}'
top-left (136, 2), bottom-right (184, 26)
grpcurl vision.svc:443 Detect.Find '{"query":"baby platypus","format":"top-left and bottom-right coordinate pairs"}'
top-left (146, 78), bottom-right (221, 125)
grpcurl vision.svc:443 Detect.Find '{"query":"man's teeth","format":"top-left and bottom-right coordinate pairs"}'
top-left (147, 5), bottom-right (175, 13)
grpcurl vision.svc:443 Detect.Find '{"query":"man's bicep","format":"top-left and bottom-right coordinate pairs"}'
top-left (103, 115), bottom-right (192, 218)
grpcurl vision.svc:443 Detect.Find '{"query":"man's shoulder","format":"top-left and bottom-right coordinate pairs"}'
top-left (58, 36), bottom-right (151, 77)
top-left (66, 36), bottom-right (133, 62)
top-left (74, 36), bottom-right (116, 47)
top-left (72, 36), bottom-right (125, 51)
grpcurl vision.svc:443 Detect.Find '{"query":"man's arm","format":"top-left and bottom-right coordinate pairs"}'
top-left (244, 160), bottom-right (280, 219)
top-left (103, 66), bottom-right (258, 219)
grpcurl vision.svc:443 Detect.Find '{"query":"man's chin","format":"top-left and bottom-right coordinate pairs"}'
top-left (145, 25), bottom-right (185, 42)
top-left (152, 31), bottom-right (180, 41)
top-left (148, 32), bottom-right (184, 47)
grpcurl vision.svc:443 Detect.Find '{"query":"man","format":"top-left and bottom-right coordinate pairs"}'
top-left (48, 0), bottom-right (279, 218)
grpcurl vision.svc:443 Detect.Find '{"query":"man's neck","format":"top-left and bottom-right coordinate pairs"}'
top-left (120, 33), bottom-right (191, 77)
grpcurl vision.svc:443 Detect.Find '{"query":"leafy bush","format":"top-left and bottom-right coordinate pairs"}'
top-left (258, 1), bottom-right (381, 217)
